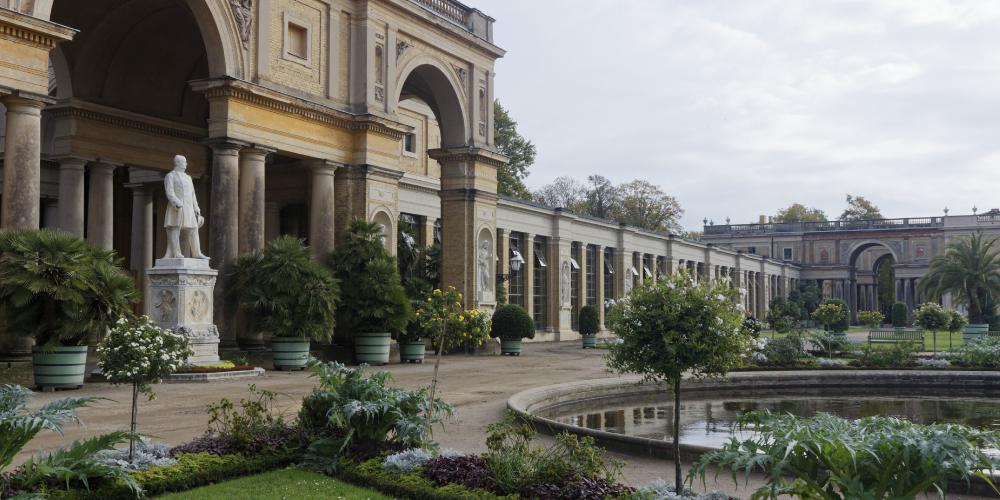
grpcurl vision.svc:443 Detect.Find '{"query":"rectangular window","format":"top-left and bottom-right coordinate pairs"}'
top-left (783, 247), bottom-right (793, 261)
top-left (533, 237), bottom-right (548, 330)
top-left (285, 20), bottom-right (310, 61)
top-left (586, 245), bottom-right (597, 306)
top-left (571, 243), bottom-right (581, 331)
top-left (604, 248), bottom-right (615, 307)
top-left (747, 246), bottom-right (757, 255)
top-left (403, 133), bottom-right (416, 154)
top-left (508, 233), bottom-right (524, 308)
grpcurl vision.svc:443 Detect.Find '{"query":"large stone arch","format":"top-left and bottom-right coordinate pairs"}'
top-left (394, 55), bottom-right (470, 148)
top-left (847, 240), bottom-right (900, 267)
top-left (35, 0), bottom-right (242, 79)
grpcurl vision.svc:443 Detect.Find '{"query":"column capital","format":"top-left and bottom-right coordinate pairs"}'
top-left (88, 161), bottom-right (120, 174)
top-left (205, 138), bottom-right (250, 154)
top-left (241, 145), bottom-right (277, 157)
top-left (306, 159), bottom-right (343, 175)
top-left (1, 91), bottom-right (54, 110)
top-left (53, 156), bottom-right (89, 171)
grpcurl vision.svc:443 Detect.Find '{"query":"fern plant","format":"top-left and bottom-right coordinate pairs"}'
top-left (0, 230), bottom-right (136, 346)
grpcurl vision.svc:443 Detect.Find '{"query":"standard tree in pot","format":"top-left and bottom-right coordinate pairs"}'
top-left (490, 304), bottom-right (535, 356)
top-left (229, 236), bottom-right (340, 370)
top-left (328, 219), bottom-right (411, 365)
top-left (0, 230), bottom-right (136, 389)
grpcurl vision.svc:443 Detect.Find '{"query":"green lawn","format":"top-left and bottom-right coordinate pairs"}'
top-left (159, 468), bottom-right (392, 500)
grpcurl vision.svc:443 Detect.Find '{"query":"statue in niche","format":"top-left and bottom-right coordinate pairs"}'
top-left (229, 0), bottom-right (253, 49)
top-left (624, 269), bottom-right (633, 295)
top-left (163, 155), bottom-right (209, 260)
top-left (478, 238), bottom-right (493, 302)
top-left (560, 261), bottom-right (571, 305)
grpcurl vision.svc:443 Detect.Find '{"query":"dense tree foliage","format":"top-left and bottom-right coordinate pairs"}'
top-left (840, 194), bottom-right (883, 221)
top-left (532, 175), bottom-right (684, 233)
top-left (494, 101), bottom-right (535, 200)
top-left (773, 203), bottom-right (827, 223)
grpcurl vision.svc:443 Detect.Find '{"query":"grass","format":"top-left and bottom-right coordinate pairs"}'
top-left (159, 468), bottom-right (393, 500)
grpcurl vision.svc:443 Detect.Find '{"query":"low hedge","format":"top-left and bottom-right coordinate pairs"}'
top-left (43, 451), bottom-right (298, 500)
top-left (338, 457), bottom-right (516, 500)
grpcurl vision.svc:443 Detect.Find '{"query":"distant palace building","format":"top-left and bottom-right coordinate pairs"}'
top-left (702, 211), bottom-right (1000, 319)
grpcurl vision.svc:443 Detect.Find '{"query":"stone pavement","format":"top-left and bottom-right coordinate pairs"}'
top-left (8, 341), bottom-right (990, 498)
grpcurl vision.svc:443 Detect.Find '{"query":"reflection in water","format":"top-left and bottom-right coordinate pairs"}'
top-left (539, 390), bottom-right (1000, 449)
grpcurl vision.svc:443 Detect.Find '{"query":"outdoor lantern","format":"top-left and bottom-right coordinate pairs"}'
top-left (510, 249), bottom-right (525, 272)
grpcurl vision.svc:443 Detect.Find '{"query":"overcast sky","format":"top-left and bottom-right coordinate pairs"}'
top-left (474, 0), bottom-right (1000, 231)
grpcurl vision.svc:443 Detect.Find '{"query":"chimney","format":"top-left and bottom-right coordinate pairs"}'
top-left (758, 215), bottom-right (766, 224)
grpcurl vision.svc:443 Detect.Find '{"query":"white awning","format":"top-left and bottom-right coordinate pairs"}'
top-left (570, 257), bottom-right (580, 270)
top-left (606, 262), bottom-right (615, 274)
top-left (630, 267), bottom-right (640, 277)
top-left (536, 252), bottom-right (547, 267)
top-left (643, 266), bottom-right (652, 278)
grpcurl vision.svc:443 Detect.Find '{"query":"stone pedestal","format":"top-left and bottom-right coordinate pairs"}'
top-left (146, 258), bottom-right (221, 365)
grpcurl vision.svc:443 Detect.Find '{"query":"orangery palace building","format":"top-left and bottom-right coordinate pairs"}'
top-left (1, 0), bottom-right (872, 358)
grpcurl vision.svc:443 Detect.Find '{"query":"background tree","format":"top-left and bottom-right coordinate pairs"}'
top-left (532, 176), bottom-right (587, 211)
top-left (615, 180), bottom-right (683, 233)
top-left (919, 233), bottom-right (1000, 325)
top-left (840, 194), bottom-right (883, 221)
top-left (583, 175), bottom-right (621, 219)
top-left (607, 274), bottom-right (749, 491)
top-left (773, 203), bottom-right (827, 223)
top-left (788, 281), bottom-right (821, 318)
top-left (494, 101), bottom-right (535, 200)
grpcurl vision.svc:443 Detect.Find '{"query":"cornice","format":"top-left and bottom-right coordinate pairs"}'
top-left (0, 9), bottom-right (75, 49)
top-left (192, 78), bottom-right (413, 140)
top-left (45, 100), bottom-right (206, 141)
top-left (427, 146), bottom-right (508, 167)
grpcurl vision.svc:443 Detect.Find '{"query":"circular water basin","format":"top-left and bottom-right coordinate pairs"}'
top-left (536, 387), bottom-right (1000, 449)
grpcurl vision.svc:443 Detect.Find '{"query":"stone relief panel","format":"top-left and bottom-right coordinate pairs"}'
top-left (229, 0), bottom-right (253, 49)
top-left (189, 290), bottom-right (211, 322)
top-left (154, 290), bottom-right (176, 323)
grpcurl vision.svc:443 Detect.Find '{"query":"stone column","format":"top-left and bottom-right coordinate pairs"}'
top-left (419, 216), bottom-right (438, 248)
top-left (308, 160), bottom-right (339, 260)
top-left (523, 233), bottom-right (535, 323)
top-left (127, 183), bottom-right (154, 303)
top-left (208, 141), bottom-right (243, 347)
top-left (596, 247), bottom-right (606, 329)
top-left (86, 162), bottom-right (116, 250)
top-left (237, 147), bottom-right (273, 254)
top-left (577, 244), bottom-right (588, 307)
top-left (264, 202), bottom-right (282, 243)
top-left (497, 229), bottom-right (509, 303)
top-left (57, 157), bottom-right (87, 237)
top-left (1, 95), bottom-right (46, 230)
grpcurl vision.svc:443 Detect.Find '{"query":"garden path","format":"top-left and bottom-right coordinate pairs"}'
top-left (10, 342), bottom-right (990, 498)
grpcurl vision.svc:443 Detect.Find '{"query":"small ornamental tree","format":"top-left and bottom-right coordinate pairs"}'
top-left (914, 302), bottom-right (950, 355)
top-left (812, 302), bottom-right (848, 333)
top-left (579, 304), bottom-right (600, 336)
top-left (98, 316), bottom-right (191, 461)
top-left (858, 310), bottom-right (884, 330)
top-left (892, 302), bottom-right (909, 328)
top-left (948, 310), bottom-right (969, 350)
top-left (606, 273), bottom-right (748, 492)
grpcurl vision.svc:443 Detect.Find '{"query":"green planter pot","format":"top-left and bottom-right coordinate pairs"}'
top-left (501, 339), bottom-right (523, 356)
top-left (33, 345), bottom-right (88, 390)
top-left (355, 332), bottom-right (391, 365)
top-left (271, 337), bottom-right (310, 371)
top-left (399, 341), bottom-right (426, 363)
top-left (581, 334), bottom-right (598, 349)
top-left (964, 323), bottom-right (989, 344)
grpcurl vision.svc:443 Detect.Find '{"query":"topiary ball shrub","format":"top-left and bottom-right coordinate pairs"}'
top-left (579, 305), bottom-right (600, 336)
top-left (491, 304), bottom-right (535, 340)
top-left (892, 302), bottom-right (908, 327)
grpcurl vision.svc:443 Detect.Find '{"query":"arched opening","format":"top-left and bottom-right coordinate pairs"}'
top-left (398, 62), bottom-right (468, 149)
top-left (372, 210), bottom-right (395, 255)
top-left (848, 242), bottom-right (898, 322)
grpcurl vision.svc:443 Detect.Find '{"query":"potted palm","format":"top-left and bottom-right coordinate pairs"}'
top-left (490, 304), bottom-right (535, 356)
top-left (920, 233), bottom-right (1000, 343)
top-left (329, 219), bottom-right (411, 365)
top-left (229, 236), bottom-right (340, 370)
top-left (579, 304), bottom-right (600, 348)
top-left (0, 230), bottom-right (136, 389)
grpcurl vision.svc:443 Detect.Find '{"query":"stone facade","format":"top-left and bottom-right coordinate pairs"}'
top-left (0, 0), bottom-right (799, 357)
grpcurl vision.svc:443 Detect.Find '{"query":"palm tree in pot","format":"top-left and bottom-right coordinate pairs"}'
top-left (0, 230), bottom-right (136, 389)
top-left (229, 236), bottom-right (340, 370)
top-left (920, 232), bottom-right (1000, 342)
top-left (328, 219), bottom-right (411, 365)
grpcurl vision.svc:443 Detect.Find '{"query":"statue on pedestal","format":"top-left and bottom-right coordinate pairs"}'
top-left (163, 155), bottom-right (209, 260)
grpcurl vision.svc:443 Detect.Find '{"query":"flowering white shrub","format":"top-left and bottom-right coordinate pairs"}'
top-left (98, 316), bottom-right (192, 399)
top-left (915, 358), bottom-right (951, 368)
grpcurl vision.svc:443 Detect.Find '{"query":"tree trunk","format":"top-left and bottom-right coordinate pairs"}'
top-left (673, 377), bottom-right (682, 493)
top-left (129, 382), bottom-right (139, 462)
top-left (426, 322), bottom-right (446, 438)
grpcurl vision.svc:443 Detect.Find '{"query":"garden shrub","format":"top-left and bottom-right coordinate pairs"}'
top-left (300, 361), bottom-right (453, 473)
top-left (953, 337), bottom-right (1000, 369)
top-left (813, 300), bottom-right (848, 333)
top-left (626, 479), bottom-right (732, 499)
top-left (915, 358), bottom-right (951, 368)
top-left (892, 302), bottom-right (908, 327)
top-left (760, 336), bottom-right (804, 366)
top-left (856, 343), bottom-right (917, 368)
top-left (197, 384), bottom-right (301, 455)
top-left (95, 439), bottom-right (176, 471)
top-left (579, 304), bottom-right (600, 336)
top-left (340, 457), bottom-right (514, 500)
top-left (382, 448), bottom-right (461, 473)
top-left (693, 411), bottom-right (1000, 499)
top-left (741, 316), bottom-right (763, 338)
top-left (424, 455), bottom-right (499, 492)
top-left (520, 477), bottom-right (634, 500)
top-left (490, 304), bottom-right (535, 340)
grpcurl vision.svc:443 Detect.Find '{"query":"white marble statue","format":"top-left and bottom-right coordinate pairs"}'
top-left (560, 261), bottom-right (571, 305)
top-left (163, 155), bottom-right (209, 260)
top-left (478, 238), bottom-right (494, 302)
